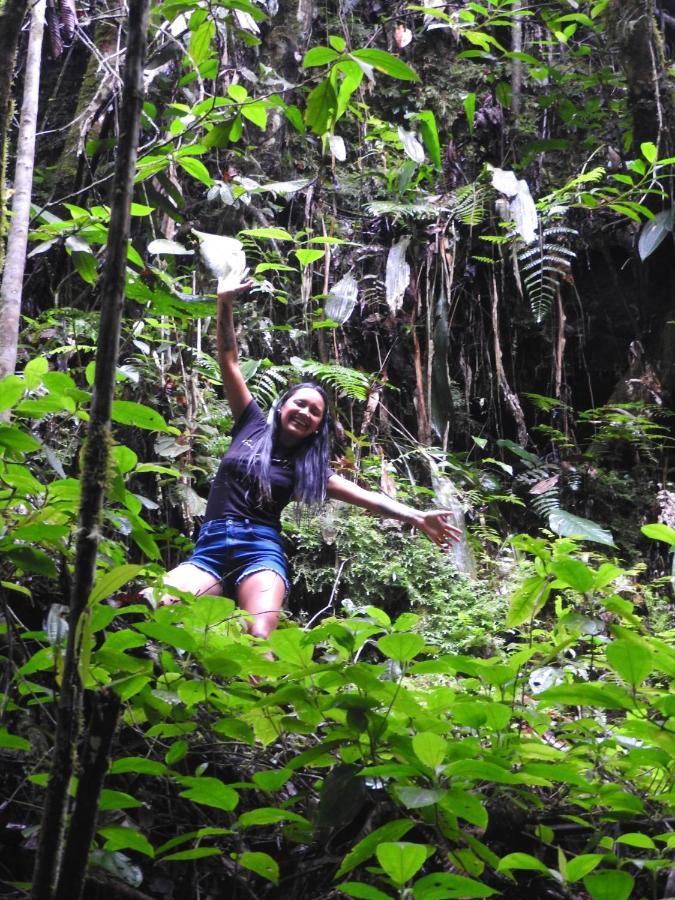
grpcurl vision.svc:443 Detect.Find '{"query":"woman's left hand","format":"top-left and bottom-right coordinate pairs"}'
top-left (418, 510), bottom-right (463, 548)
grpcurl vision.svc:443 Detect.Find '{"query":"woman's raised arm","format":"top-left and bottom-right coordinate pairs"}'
top-left (216, 284), bottom-right (254, 420)
top-left (326, 474), bottom-right (462, 548)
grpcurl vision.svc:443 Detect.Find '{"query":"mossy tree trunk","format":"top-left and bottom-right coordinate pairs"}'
top-left (0, 0), bottom-right (45, 381)
top-left (29, 0), bottom-right (150, 896)
top-left (0, 0), bottom-right (29, 267)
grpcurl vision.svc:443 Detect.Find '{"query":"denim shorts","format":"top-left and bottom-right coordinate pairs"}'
top-left (184, 517), bottom-right (290, 599)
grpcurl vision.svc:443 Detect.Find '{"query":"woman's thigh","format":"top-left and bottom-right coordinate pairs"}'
top-left (236, 570), bottom-right (286, 639)
top-left (152, 563), bottom-right (223, 606)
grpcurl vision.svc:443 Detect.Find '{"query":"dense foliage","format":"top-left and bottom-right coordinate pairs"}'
top-left (0, 0), bottom-right (674, 898)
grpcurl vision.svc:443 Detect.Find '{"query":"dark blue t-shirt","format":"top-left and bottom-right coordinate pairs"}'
top-left (203, 399), bottom-right (331, 529)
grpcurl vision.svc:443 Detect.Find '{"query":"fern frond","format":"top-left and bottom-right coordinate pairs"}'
top-left (517, 222), bottom-right (578, 322)
top-left (288, 357), bottom-right (373, 401)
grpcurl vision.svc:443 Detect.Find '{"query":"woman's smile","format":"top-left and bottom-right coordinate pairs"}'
top-left (278, 388), bottom-right (326, 445)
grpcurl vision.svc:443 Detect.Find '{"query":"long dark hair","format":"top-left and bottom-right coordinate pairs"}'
top-left (246, 382), bottom-right (332, 509)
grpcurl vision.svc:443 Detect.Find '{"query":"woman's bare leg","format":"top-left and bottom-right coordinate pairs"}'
top-left (236, 571), bottom-right (285, 639)
top-left (145, 563), bottom-right (223, 607)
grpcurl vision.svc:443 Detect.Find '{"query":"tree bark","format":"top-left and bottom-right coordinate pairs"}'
top-left (55, 690), bottom-right (122, 900)
top-left (0, 0), bottom-right (45, 380)
top-left (29, 0), bottom-right (150, 896)
top-left (0, 0), bottom-right (29, 268)
top-left (608, 0), bottom-right (674, 155)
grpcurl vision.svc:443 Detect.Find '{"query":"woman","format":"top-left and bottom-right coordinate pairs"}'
top-left (154, 283), bottom-right (462, 638)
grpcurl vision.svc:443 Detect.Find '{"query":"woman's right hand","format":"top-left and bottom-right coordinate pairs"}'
top-left (217, 277), bottom-right (253, 304)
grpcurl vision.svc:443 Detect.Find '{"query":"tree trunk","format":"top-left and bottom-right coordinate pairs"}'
top-left (55, 690), bottom-right (122, 900)
top-left (0, 0), bottom-right (29, 268)
top-left (608, 0), bottom-right (674, 155)
top-left (0, 0), bottom-right (45, 380)
top-left (29, 0), bottom-right (150, 895)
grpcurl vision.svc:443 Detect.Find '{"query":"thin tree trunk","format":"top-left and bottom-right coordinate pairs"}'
top-left (0, 0), bottom-right (45, 380)
top-left (0, 0), bottom-right (29, 268)
top-left (511, 0), bottom-right (522, 120)
top-left (55, 690), bottom-right (122, 900)
top-left (30, 0), bottom-right (149, 895)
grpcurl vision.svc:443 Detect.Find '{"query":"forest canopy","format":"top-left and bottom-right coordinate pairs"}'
top-left (0, 0), bottom-right (674, 898)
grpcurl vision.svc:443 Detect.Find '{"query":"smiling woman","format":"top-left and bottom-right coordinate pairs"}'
top-left (150, 282), bottom-right (462, 639)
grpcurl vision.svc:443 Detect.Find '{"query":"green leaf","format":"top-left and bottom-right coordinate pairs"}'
top-left (497, 852), bottom-right (550, 875)
top-left (548, 509), bottom-right (614, 546)
top-left (538, 682), bottom-right (633, 710)
top-left (252, 768), bottom-right (293, 793)
top-left (606, 638), bottom-right (653, 687)
top-left (441, 788), bottom-right (488, 829)
top-left (412, 732), bottom-right (447, 770)
top-left (135, 622), bottom-right (197, 653)
top-left (237, 808), bottom-right (310, 828)
top-left (268, 628), bottom-right (313, 667)
top-left (615, 832), bottom-right (656, 850)
top-left (305, 78), bottom-right (337, 134)
top-left (583, 870), bottom-right (634, 900)
top-left (176, 156), bottom-right (213, 187)
top-left (189, 20), bottom-right (215, 66)
top-left (99, 825), bottom-right (155, 858)
top-left (161, 847), bottom-right (223, 862)
top-left (396, 787), bottom-right (445, 808)
top-left (413, 872), bottom-right (497, 898)
top-left (505, 575), bottom-right (550, 628)
top-left (336, 820), bottom-right (414, 879)
top-left (109, 757), bottom-right (167, 776)
top-left (242, 101), bottom-right (267, 129)
top-left (641, 522), bottom-right (675, 545)
top-left (72, 251), bottom-right (97, 285)
top-left (238, 851), bottom-right (279, 885)
top-left (377, 633), bottom-right (425, 663)
top-left (294, 248), bottom-right (325, 266)
top-left (178, 777), bottom-right (239, 811)
top-left (0, 424), bottom-right (41, 453)
top-left (640, 141), bottom-right (657, 163)
top-left (338, 883), bottom-right (393, 900)
top-left (239, 226), bottom-right (294, 241)
top-left (376, 842), bottom-right (428, 887)
top-left (565, 854), bottom-right (603, 882)
top-left (23, 357), bottom-right (49, 389)
top-left (550, 558), bottom-right (594, 593)
top-left (415, 110), bottom-right (442, 170)
top-left (303, 46), bottom-right (340, 67)
top-left (464, 92), bottom-right (476, 133)
top-left (88, 565), bottom-right (143, 606)
top-left (98, 789), bottom-right (143, 811)
top-left (111, 400), bottom-right (178, 434)
top-left (350, 49), bottom-right (419, 81)
top-left (0, 376), bottom-right (25, 411)
top-left (0, 727), bottom-right (31, 751)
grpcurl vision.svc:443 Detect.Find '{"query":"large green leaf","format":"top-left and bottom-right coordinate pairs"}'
top-left (538, 682), bottom-right (633, 710)
top-left (111, 401), bottom-right (178, 434)
top-left (88, 565), bottom-right (143, 606)
top-left (0, 376), bottom-right (25, 411)
top-left (505, 575), bottom-right (550, 628)
top-left (376, 842), bottom-right (428, 886)
top-left (336, 820), bottom-right (414, 879)
top-left (377, 633), bottom-right (425, 663)
top-left (238, 851), bottom-right (279, 885)
top-left (413, 872), bottom-right (497, 899)
top-left (548, 510), bottom-right (614, 545)
top-left (350, 49), bottom-right (419, 81)
top-left (178, 777), bottom-right (239, 811)
top-left (583, 870), bottom-right (634, 900)
top-left (606, 638), bottom-right (653, 687)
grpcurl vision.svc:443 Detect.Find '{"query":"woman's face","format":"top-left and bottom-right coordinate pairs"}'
top-left (278, 388), bottom-right (326, 446)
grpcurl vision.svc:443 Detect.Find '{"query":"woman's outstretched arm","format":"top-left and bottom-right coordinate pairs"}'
top-left (216, 283), bottom-right (254, 420)
top-left (326, 474), bottom-right (463, 548)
